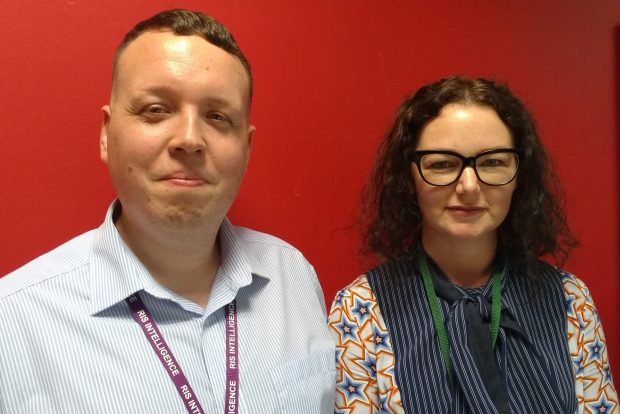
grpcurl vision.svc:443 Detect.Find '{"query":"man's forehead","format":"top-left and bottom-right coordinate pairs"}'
top-left (113, 30), bottom-right (251, 106)
top-left (118, 30), bottom-right (220, 66)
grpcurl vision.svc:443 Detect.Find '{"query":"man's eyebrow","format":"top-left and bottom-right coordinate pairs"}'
top-left (129, 85), bottom-right (179, 98)
top-left (131, 86), bottom-right (238, 108)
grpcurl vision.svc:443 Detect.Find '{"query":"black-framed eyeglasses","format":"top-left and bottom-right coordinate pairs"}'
top-left (411, 148), bottom-right (524, 186)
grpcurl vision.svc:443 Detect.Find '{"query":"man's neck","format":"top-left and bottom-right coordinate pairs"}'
top-left (422, 232), bottom-right (497, 288)
top-left (115, 215), bottom-right (221, 308)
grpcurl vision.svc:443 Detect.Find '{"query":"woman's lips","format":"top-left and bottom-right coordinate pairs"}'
top-left (446, 206), bottom-right (485, 215)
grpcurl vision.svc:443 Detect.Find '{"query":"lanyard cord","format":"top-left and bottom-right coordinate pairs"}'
top-left (419, 255), bottom-right (502, 384)
top-left (127, 294), bottom-right (239, 414)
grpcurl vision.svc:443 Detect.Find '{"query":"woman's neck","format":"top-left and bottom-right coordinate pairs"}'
top-left (422, 232), bottom-right (497, 288)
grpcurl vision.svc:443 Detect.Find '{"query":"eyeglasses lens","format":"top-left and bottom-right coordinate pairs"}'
top-left (419, 151), bottom-right (519, 186)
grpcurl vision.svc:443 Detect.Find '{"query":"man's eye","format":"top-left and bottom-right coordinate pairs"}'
top-left (206, 112), bottom-right (237, 131)
top-left (207, 112), bottom-right (230, 123)
top-left (137, 105), bottom-right (170, 122)
top-left (146, 105), bottom-right (167, 114)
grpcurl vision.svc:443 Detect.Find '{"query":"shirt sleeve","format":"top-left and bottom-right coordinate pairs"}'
top-left (563, 273), bottom-right (618, 414)
top-left (328, 275), bottom-right (404, 413)
top-left (308, 261), bottom-right (327, 316)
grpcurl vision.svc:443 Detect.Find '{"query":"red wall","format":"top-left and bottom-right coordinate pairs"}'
top-left (1, 1), bottom-right (618, 377)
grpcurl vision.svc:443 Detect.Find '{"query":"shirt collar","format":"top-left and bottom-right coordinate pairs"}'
top-left (202, 218), bottom-right (269, 316)
top-left (88, 201), bottom-right (269, 316)
top-left (218, 217), bottom-right (268, 285)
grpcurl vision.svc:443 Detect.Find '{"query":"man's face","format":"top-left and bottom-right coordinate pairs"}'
top-left (100, 30), bottom-right (254, 234)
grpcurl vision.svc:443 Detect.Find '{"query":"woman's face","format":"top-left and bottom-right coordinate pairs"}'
top-left (412, 103), bottom-right (517, 247)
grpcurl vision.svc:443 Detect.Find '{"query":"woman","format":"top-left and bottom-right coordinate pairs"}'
top-left (328, 76), bottom-right (617, 413)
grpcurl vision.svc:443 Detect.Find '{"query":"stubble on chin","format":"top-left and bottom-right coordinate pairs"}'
top-left (154, 196), bottom-right (212, 225)
top-left (163, 208), bottom-right (204, 224)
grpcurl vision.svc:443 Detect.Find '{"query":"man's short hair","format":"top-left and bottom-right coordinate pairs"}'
top-left (112, 9), bottom-right (253, 101)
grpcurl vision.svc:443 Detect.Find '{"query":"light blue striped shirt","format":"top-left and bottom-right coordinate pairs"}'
top-left (0, 202), bottom-right (335, 413)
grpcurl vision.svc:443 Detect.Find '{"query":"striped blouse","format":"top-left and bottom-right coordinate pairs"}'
top-left (329, 271), bottom-right (618, 413)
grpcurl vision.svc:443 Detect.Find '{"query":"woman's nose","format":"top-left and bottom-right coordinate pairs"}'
top-left (456, 166), bottom-right (480, 193)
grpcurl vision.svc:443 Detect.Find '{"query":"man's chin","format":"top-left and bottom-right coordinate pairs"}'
top-left (132, 192), bottom-right (233, 228)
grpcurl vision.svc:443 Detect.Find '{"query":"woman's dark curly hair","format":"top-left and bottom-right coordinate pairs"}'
top-left (362, 76), bottom-right (578, 277)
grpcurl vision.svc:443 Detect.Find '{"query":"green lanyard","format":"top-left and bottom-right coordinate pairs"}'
top-left (419, 255), bottom-right (502, 383)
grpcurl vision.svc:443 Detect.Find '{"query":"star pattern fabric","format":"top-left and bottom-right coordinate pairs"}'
top-left (329, 277), bottom-right (404, 413)
top-left (564, 274), bottom-right (619, 413)
top-left (329, 273), bottom-right (618, 413)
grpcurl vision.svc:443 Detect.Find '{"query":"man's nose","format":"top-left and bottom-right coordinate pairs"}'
top-left (169, 112), bottom-right (206, 154)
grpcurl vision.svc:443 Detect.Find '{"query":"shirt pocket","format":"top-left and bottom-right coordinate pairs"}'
top-left (269, 349), bottom-right (336, 414)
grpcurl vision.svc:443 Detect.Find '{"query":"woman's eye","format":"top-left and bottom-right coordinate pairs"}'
top-left (429, 161), bottom-right (455, 170)
top-left (480, 158), bottom-right (504, 167)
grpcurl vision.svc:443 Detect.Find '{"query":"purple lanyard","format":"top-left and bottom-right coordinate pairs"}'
top-left (127, 293), bottom-right (239, 414)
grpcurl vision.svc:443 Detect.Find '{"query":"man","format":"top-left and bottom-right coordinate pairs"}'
top-left (0, 9), bottom-right (335, 413)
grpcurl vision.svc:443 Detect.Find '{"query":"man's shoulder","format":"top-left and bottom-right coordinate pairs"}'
top-left (231, 225), bottom-right (299, 252)
top-left (0, 230), bottom-right (97, 300)
top-left (225, 223), bottom-right (315, 280)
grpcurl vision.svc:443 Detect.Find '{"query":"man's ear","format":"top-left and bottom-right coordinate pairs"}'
top-left (244, 125), bottom-right (256, 171)
top-left (247, 124), bottom-right (256, 150)
top-left (100, 105), bottom-right (111, 164)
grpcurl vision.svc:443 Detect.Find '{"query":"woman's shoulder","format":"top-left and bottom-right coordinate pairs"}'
top-left (558, 270), bottom-right (618, 409)
top-left (368, 255), bottom-right (418, 274)
top-left (533, 262), bottom-right (594, 306)
top-left (559, 270), bottom-right (600, 328)
top-left (332, 274), bottom-right (377, 307)
top-left (329, 274), bottom-right (390, 334)
top-left (329, 274), bottom-right (392, 351)
top-left (559, 270), bottom-right (591, 301)
top-left (334, 256), bottom-right (417, 298)
top-left (535, 264), bottom-right (593, 306)
top-left (511, 260), bottom-right (588, 299)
